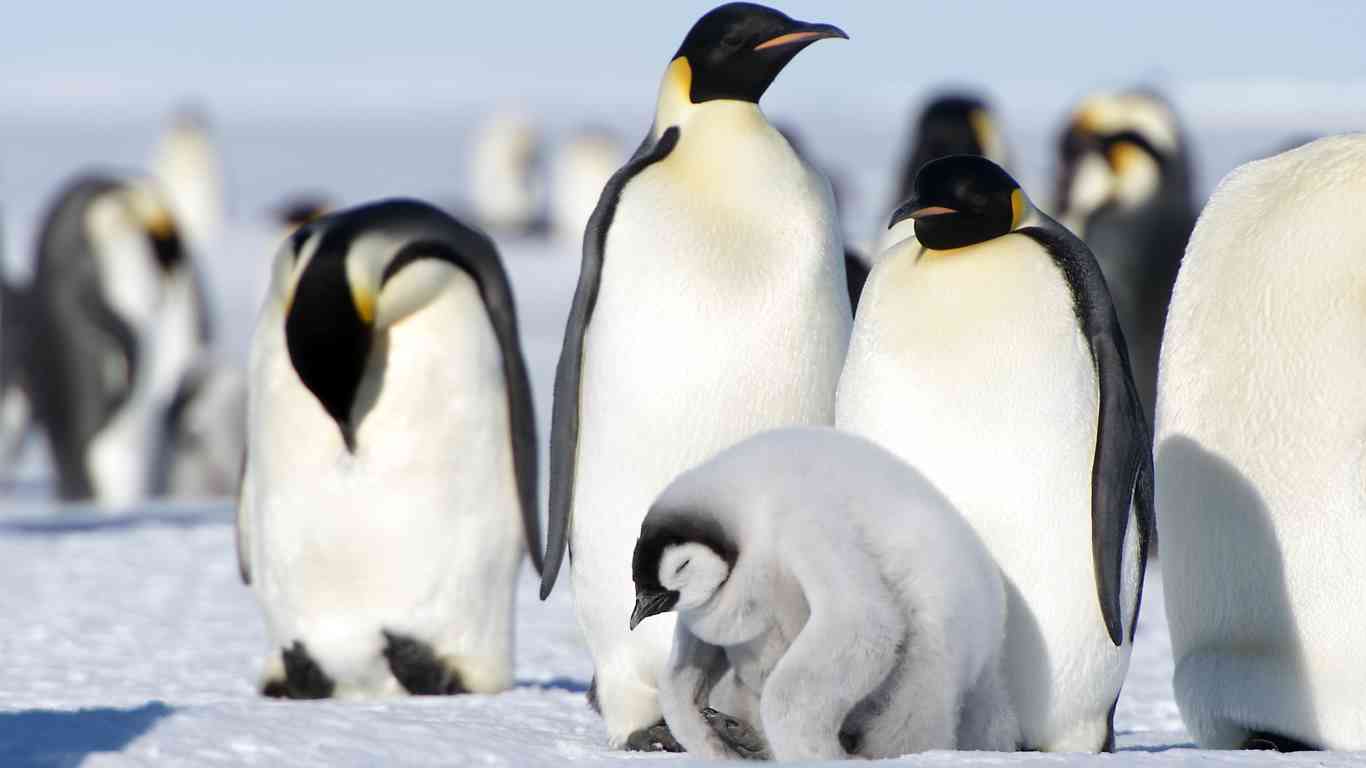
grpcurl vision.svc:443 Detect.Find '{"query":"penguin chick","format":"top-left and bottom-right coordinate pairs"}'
top-left (632, 427), bottom-right (1019, 761)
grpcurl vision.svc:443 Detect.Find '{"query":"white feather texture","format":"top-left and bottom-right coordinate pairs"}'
top-left (651, 427), bottom-right (1017, 760)
top-left (1156, 133), bottom-right (1366, 750)
top-left (242, 248), bottom-right (524, 696)
top-left (836, 228), bottom-right (1139, 751)
top-left (569, 81), bottom-right (851, 746)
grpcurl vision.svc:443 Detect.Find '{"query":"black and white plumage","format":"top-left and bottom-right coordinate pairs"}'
top-left (238, 199), bottom-right (540, 698)
top-left (838, 155), bottom-right (1152, 752)
top-left (539, 2), bottom-right (851, 749)
top-left (631, 427), bottom-right (1018, 760)
top-left (23, 174), bottom-right (211, 503)
top-left (1157, 135), bottom-right (1366, 751)
top-left (1053, 89), bottom-right (1198, 427)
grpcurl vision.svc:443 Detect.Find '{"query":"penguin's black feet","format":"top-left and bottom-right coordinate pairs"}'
top-left (1241, 730), bottom-right (1320, 752)
top-left (260, 678), bottom-right (288, 698)
top-left (702, 707), bottom-right (771, 760)
top-left (381, 631), bottom-right (467, 695)
top-left (624, 720), bottom-right (684, 752)
top-left (280, 641), bottom-right (335, 699)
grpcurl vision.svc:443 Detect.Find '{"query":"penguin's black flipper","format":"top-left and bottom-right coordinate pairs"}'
top-left (542, 126), bottom-right (680, 600)
top-left (1022, 224), bottom-right (1154, 647)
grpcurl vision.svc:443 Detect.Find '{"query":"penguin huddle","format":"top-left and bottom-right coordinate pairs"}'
top-left (8, 0), bottom-right (1361, 760)
top-left (220, 0), bottom-right (1366, 759)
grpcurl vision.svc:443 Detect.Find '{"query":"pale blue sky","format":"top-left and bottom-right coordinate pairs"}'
top-left (3, 1), bottom-right (1365, 120)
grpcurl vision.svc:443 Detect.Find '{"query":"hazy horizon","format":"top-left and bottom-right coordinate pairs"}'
top-left (5, 2), bottom-right (1366, 123)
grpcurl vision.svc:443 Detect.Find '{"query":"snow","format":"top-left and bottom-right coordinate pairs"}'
top-left (1, 111), bottom-right (1363, 765)
top-left (0, 502), bottom-right (1176, 767)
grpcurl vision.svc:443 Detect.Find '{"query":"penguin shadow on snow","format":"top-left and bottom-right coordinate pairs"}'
top-left (1157, 436), bottom-right (1315, 750)
top-left (515, 677), bottom-right (591, 695)
top-left (0, 701), bottom-right (172, 764)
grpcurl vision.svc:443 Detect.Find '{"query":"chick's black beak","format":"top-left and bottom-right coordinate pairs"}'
top-left (629, 590), bottom-right (679, 630)
top-left (888, 198), bottom-right (959, 229)
top-left (754, 21), bottom-right (848, 51)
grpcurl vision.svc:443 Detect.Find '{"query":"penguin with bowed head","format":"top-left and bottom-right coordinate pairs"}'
top-left (24, 173), bottom-right (211, 503)
top-left (631, 426), bottom-right (1019, 760)
top-left (538, 2), bottom-right (852, 750)
top-left (837, 155), bottom-right (1153, 752)
top-left (1053, 88), bottom-right (1198, 427)
top-left (237, 199), bottom-right (540, 698)
top-left (1156, 135), bottom-right (1366, 751)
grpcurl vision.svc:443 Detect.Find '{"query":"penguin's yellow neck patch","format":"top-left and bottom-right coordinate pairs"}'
top-left (1010, 188), bottom-right (1027, 229)
top-left (970, 109), bottom-right (1000, 162)
top-left (654, 57), bottom-right (693, 136)
top-left (351, 284), bottom-right (376, 325)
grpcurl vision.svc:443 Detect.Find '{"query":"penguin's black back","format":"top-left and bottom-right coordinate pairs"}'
top-left (28, 175), bottom-right (139, 499)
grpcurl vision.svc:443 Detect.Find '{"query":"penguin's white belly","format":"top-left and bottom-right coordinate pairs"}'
top-left (248, 276), bottom-right (522, 694)
top-left (1157, 136), bottom-right (1366, 748)
top-left (570, 116), bottom-right (850, 739)
top-left (837, 234), bottom-right (1126, 748)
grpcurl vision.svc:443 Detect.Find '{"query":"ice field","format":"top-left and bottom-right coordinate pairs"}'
top-left (2, 102), bottom-right (1365, 765)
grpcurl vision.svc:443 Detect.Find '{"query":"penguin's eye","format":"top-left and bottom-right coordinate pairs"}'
top-left (722, 32), bottom-right (744, 48)
top-left (674, 559), bottom-right (691, 576)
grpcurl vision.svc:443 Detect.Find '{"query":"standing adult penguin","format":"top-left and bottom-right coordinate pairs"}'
top-left (1053, 89), bottom-right (1198, 426)
top-left (26, 174), bottom-right (210, 503)
top-left (1156, 135), bottom-right (1366, 751)
top-left (539, 2), bottom-right (851, 750)
top-left (238, 199), bottom-right (540, 699)
top-left (874, 92), bottom-right (1009, 256)
top-left (837, 155), bottom-right (1153, 752)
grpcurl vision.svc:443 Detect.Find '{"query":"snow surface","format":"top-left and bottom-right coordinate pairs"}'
top-left (2, 112), bottom-right (1364, 765)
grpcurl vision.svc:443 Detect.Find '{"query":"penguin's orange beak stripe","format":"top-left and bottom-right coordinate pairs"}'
top-left (909, 206), bottom-right (958, 219)
top-left (755, 30), bottom-right (836, 50)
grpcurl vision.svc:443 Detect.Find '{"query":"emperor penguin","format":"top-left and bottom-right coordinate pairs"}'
top-left (152, 105), bottom-right (226, 257)
top-left (1156, 134), bottom-right (1366, 751)
top-left (837, 155), bottom-right (1153, 752)
top-left (538, 2), bottom-right (851, 749)
top-left (469, 111), bottom-right (546, 236)
top-left (874, 92), bottom-right (1009, 256)
top-left (1053, 88), bottom-right (1198, 427)
top-left (238, 199), bottom-right (541, 699)
top-left (26, 173), bottom-right (211, 503)
top-left (632, 427), bottom-right (1018, 760)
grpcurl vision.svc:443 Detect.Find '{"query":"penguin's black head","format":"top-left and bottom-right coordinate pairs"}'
top-left (284, 228), bottom-right (374, 453)
top-left (917, 95), bottom-right (992, 155)
top-left (630, 512), bottom-right (738, 630)
top-left (889, 155), bottom-right (1026, 250)
top-left (674, 3), bottom-right (847, 104)
top-left (283, 200), bottom-right (483, 454)
top-left (145, 220), bottom-right (186, 272)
